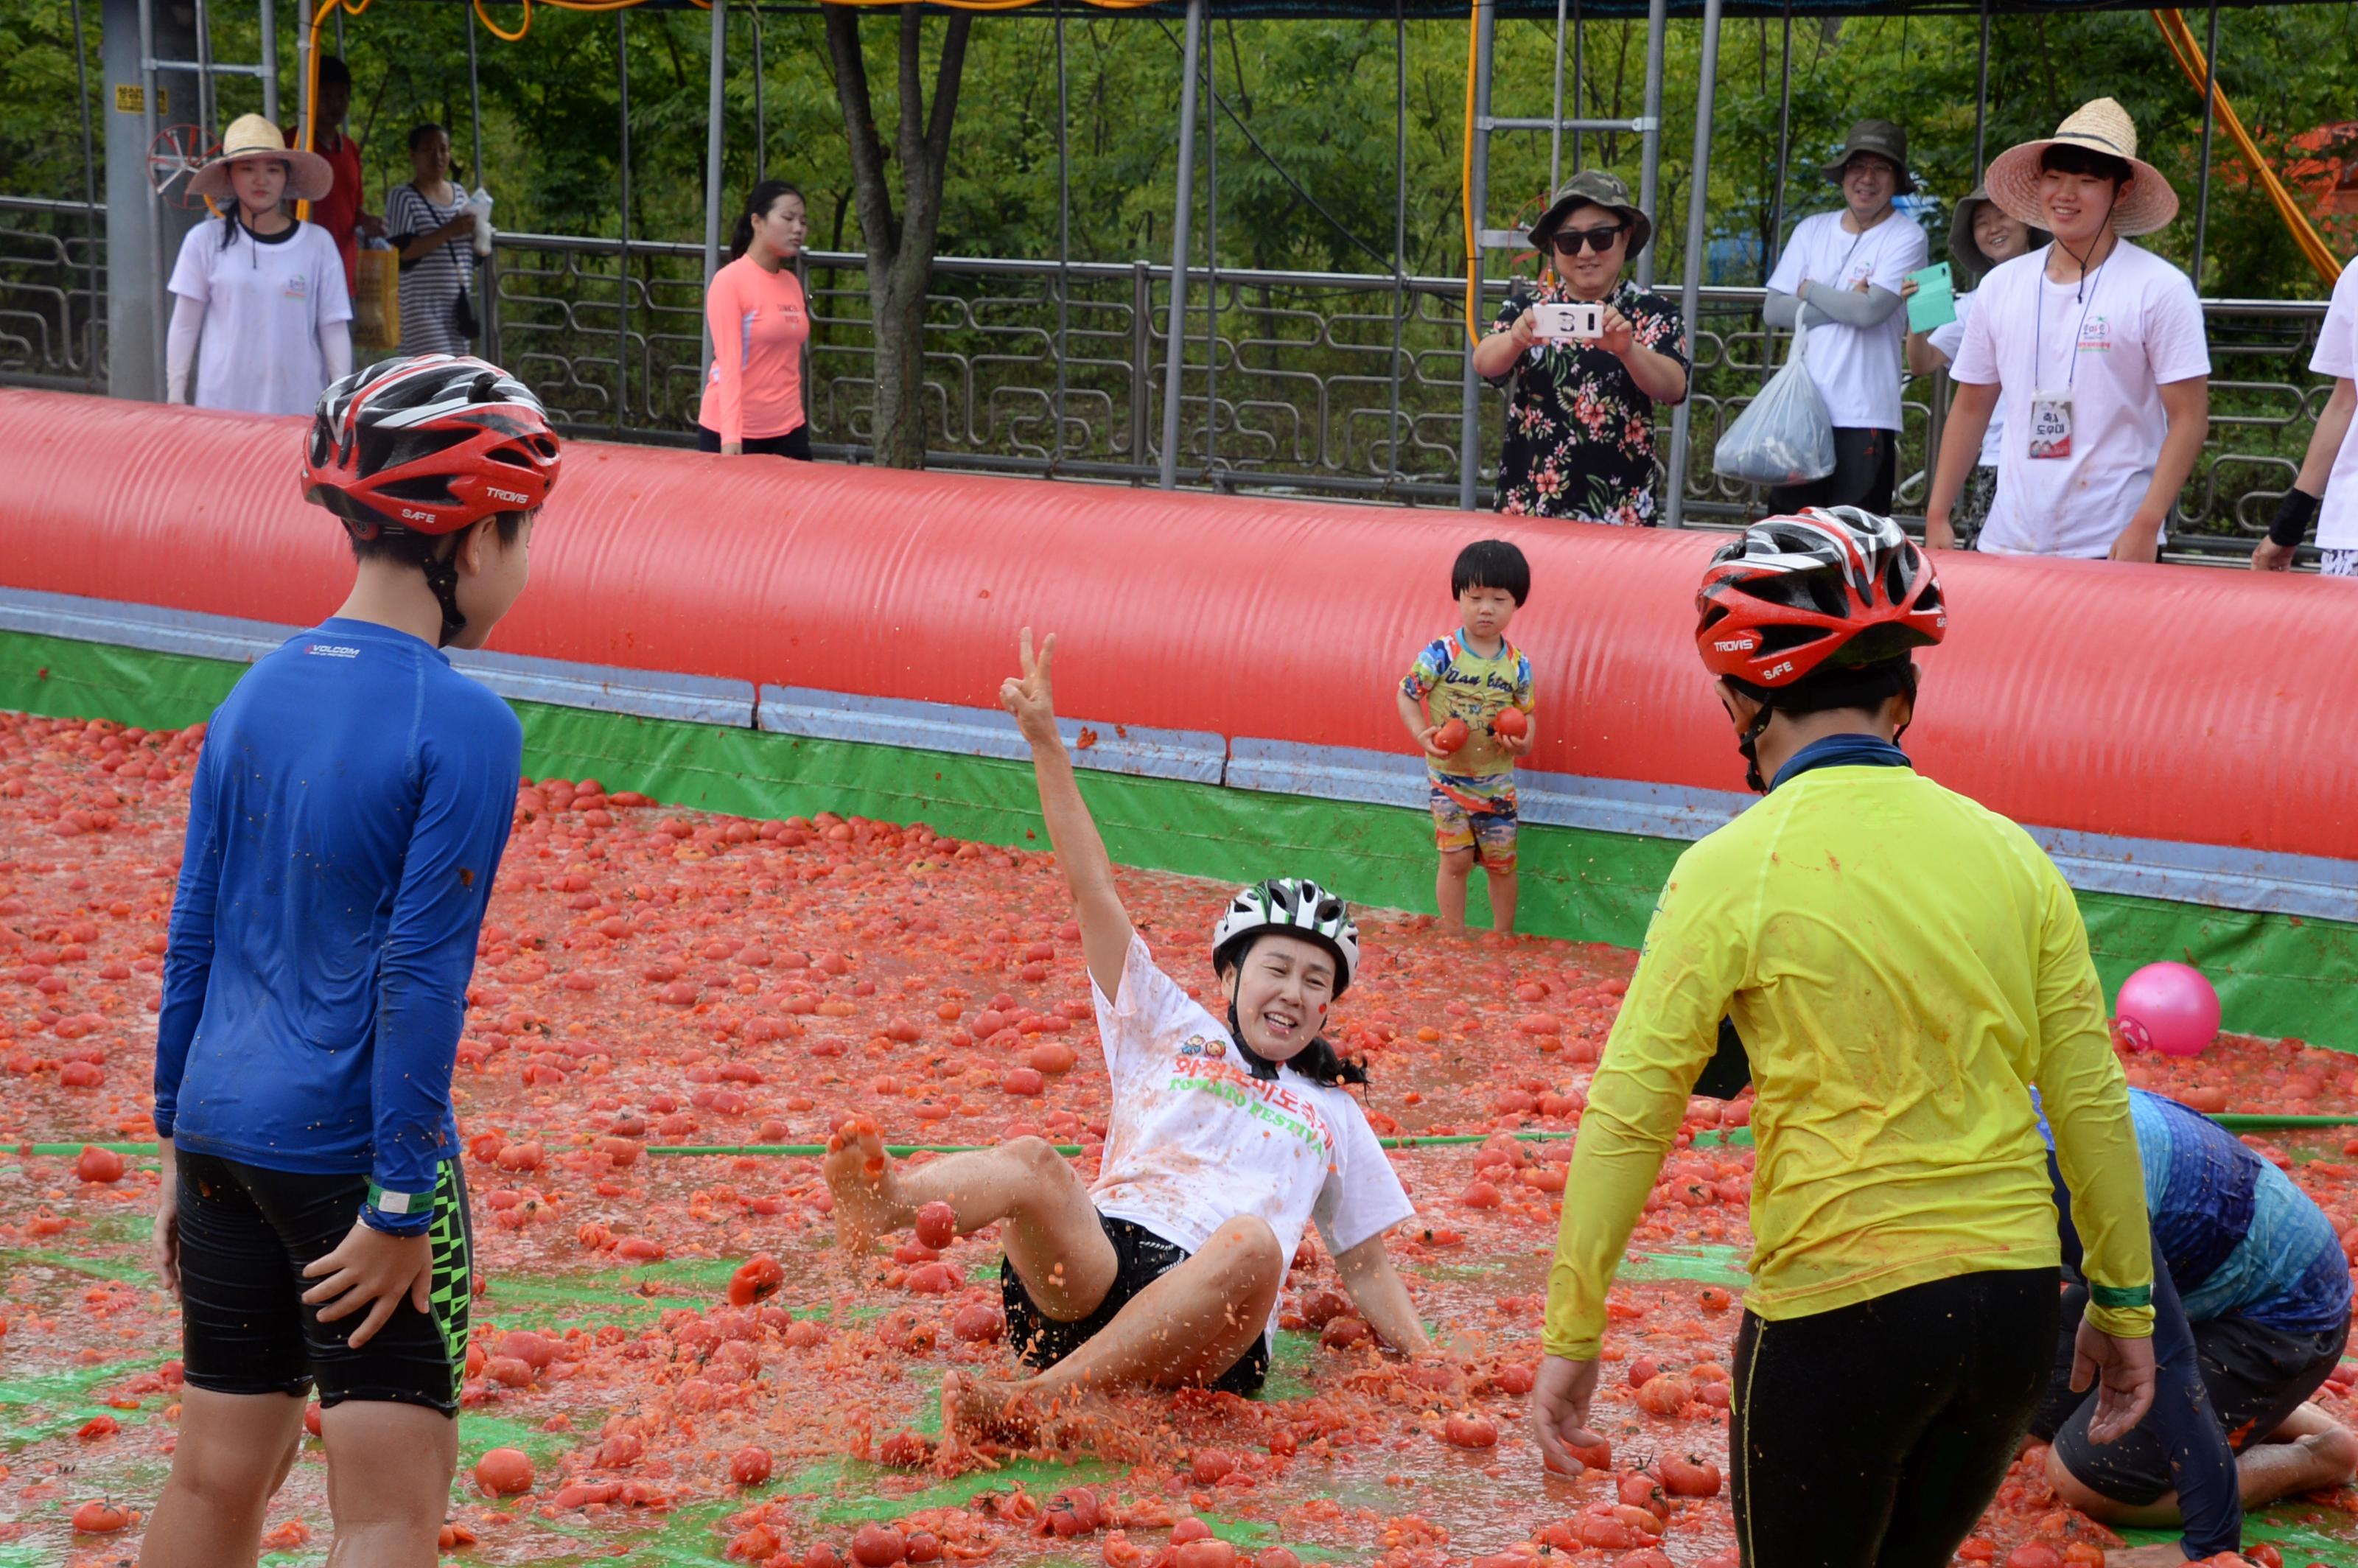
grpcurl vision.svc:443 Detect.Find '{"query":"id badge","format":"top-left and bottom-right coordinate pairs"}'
top-left (2027, 391), bottom-right (2073, 460)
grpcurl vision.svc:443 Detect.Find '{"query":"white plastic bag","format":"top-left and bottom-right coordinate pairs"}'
top-left (1713, 323), bottom-right (1836, 487)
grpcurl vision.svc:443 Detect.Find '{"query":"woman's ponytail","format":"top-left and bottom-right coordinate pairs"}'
top-left (730, 179), bottom-right (804, 262)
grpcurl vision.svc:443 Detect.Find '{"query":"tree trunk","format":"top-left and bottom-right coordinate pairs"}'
top-left (822, 3), bottom-right (973, 470)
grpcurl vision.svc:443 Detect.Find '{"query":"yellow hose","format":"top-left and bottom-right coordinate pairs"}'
top-left (1461, 0), bottom-right (1481, 348)
top-left (2149, 8), bottom-right (2343, 290)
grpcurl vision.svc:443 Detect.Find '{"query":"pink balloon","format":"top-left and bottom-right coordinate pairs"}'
top-left (2115, 962), bottom-right (2220, 1058)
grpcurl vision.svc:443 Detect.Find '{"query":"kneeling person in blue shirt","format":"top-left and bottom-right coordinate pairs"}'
top-left (2039, 1089), bottom-right (2356, 1566)
top-left (146, 355), bottom-right (561, 1562)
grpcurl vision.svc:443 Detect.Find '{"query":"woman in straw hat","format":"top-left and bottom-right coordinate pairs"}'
top-left (165, 113), bottom-right (353, 416)
top-left (1926, 98), bottom-right (2211, 562)
top-left (1900, 186), bottom-right (2048, 544)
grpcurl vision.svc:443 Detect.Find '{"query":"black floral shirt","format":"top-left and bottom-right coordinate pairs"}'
top-left (1486, 279), bottom-right (1690, 525)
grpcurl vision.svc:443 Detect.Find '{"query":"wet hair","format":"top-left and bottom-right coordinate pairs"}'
top-left (1452, 539), bottom-right (1531, 606)
top-left (730, 181), bottom-right (806, 262)
top-left (1217, 936), bottom-right (1368, 1088)
top-left (2040, 143), bottom-right (2132, 191)
top-left (318, 54), bottom-right (351, 88)
top-left (347, 510), bottom-right (528, 566)
top-left (1727, 651), bottom-right (1919, 718)
top-left (407, 122), bottom-right (450, 154)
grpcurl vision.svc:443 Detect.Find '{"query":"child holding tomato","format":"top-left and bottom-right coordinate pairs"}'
top-left (1396, 539), bottom-right (1536, 936)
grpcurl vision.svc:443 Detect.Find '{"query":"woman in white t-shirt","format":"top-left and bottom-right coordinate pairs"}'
top-left (1761, 119), bottom-right (1931, 515)
top-left (1901, 186), bottom-right (2047, 542)
top-left (825, 632), bottom-right (1439, 1455)
top-left (166, 114), bottom-right (353, 416)
top-left (2253, 256), bottom-right (2358, 579)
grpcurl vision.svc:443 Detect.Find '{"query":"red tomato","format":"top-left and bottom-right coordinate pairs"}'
top-left (1170, 1519), bottom-right (1214, 1545)
top-left (1442, 1413), bottom-right (1498, 1449)
top-left (77, 1414), bottom-right (118, 1440)
top-left (1175, 1540), bottom-right (1236, 1568)
top-left (499, 1329), bottom-right (559, 1370)
top-left (74, 1145), bottom-right (125, 1183)
top-left (730, 1445), bottom-right (773, 1485)
top-left (951, 1302), bottom-right (1004, 1343)
top-left (71, 1500), bottom-right (130, 1533)
top-left (852, 1524), bottom-right (908, 1567)
top-left (728, 1254), bottom-right (786, 1306)
top-left (1190, 1449), bottom-right (1238, 1485)
top-left (1634, 1374), bottom-right (1692, 1416)
top-left (914, 1201), bottom-right (958, 1250)
top-left (1102, 1532), bottom-right (1146, 1568)
top-left (2004, 1547), bottom-right (2064, 1568)
top-left (1659, 1453), bottom-right (1722, 1497)
top-left (906, 1533), bottom-right (942, 1564)
top-left (474, 1446), bottom-right (535, 1497)
top-left (1491, 707), bottom-right (1528, 739)
top-left (1434, 718), bottom-right (1471, 752)
top-left (1494, 1361), bottom-right (1536, 1396)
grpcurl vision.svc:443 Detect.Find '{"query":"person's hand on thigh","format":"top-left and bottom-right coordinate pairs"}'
top-left (301, 1223), bottom-right (434, 1349)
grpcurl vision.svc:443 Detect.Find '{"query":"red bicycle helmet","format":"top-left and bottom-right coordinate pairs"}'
top-left (1695, 506), bottom-right (1945, 689)
top-left (302, 354), bottom-right (561, 539)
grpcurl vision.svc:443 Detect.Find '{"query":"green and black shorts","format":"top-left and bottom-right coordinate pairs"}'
top-left (174, 1150), bottom-right (472, 1415)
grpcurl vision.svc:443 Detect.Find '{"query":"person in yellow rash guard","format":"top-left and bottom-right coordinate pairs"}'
top-left (1530, 507), bottom-right (2157, 1568)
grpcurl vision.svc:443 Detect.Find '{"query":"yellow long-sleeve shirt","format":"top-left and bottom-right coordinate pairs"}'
top-left (1544, 763), bottom-right (2155, 1359)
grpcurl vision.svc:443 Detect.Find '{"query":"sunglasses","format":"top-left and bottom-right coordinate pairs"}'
top-left (1550, 223), bottom-right (1626, 256)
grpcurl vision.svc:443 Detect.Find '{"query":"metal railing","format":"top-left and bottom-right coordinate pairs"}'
top-left (1, 197), bottom-right (2334, 561)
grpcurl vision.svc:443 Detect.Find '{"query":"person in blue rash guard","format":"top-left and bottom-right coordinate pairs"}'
top-left (2033, 1089), bottom-right (2357, 1567)
top-left (144, 354), bottom-right (561, 1568)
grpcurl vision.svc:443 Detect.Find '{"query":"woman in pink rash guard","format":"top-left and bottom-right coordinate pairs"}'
top-left (699, 181), bottom-right (812, 459)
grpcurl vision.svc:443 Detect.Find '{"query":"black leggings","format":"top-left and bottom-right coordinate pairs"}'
top-left (696, 422), bottom-right (812, 460)
top-left (1729, 1267), bottom-right (2060, 1568)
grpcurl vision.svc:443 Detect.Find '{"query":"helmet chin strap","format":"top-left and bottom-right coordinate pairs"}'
top-left (1737, 699), bottom-right (1777, 794)
top-left (1225, 968), bottom-right (1282, 1083)
top-left (419, 542), bottom-right (469, 648)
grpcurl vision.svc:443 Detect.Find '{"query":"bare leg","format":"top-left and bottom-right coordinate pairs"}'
top-left (318, 1400), bottom-right (458, 1567)
top-left (1487, 867), bottom-right (1519, 936)
top-left (1436, 849), bottom-right (1474, 934)
top-left (140, 1388), bottom-right (307, 1568)
top-left (823, 1124), bottom-right (1117, 1321)
top-left (941, 1216), bottom-right (1284, 1458)
top-left (2044, 1401), bottom-right (2358, 1525)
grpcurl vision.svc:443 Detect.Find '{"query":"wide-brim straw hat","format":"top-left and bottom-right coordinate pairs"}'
top-left (187, 113), bottom-right (334, 204)
top-left (1948, 183), bottom-right (2051, 287)
top-left (1985, 98), bottom-right (2179, 238)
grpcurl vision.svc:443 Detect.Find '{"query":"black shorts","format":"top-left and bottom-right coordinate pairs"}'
top-left (1731, 1267), bottom-right (2059, 1568)
top-left (696, 423), bottom-right (812, 460)
top-left (174, 1150), bottom-right (473, 1416)
top-left (1001, 1212), bottom-right (1270, 1397)
top-left (2032, 1281), bottom-right (2351, 1505)
top-left (1765, 425), bottom-right (1899, 516)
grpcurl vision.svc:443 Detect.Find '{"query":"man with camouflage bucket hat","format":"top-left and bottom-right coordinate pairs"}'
top-left (1762, 118), bottom-right (1930, 515)
top-left (1471, 169), bottom-right (1690, 525)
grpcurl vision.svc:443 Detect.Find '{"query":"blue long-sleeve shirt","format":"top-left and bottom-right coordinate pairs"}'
top-left (155, 618), bottom-right (520, 1234)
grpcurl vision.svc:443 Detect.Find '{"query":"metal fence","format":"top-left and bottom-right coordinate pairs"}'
top-left (2, 195), bottom-right (2334, 560)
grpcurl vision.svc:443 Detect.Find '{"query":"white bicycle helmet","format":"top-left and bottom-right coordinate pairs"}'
top-left (1211, 878), bottom-right (1360, 995)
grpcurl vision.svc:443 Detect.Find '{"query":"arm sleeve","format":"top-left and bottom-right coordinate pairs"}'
top-left (1543, 854), bottom-right (1742, 1357)
top-left (314, 231), bottom-right (354, 328)
top-left (321, 319), bottom-right (352, 384)
top-left (2029, 855), bottom-right (2155, 1339)
top-left (1400, 639), bottom-right (1448, 701)
top-left (166, 294), bottom-right (206, 405)
top-left (364, 715), bottom-right (519, 1233)
top-left (704, 266), bottom-right (747, 444)
top-left (1792, 283), bottom-right (1903, 329)
top-left (153, 742), bottom-right (224, 1137)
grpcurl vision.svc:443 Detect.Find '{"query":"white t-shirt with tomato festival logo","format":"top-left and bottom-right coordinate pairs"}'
top-left (1089, 935), bottom-right (1416, 1276)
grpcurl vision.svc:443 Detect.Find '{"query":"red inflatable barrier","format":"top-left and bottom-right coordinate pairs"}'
top-left (1, 389), bottom-right (2351, 862)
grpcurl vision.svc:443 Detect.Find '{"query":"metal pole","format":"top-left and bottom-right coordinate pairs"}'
top-left (702, 0), bottom-right (728, 382)
top-left (69, 0), bottom-right (102, 385)
top-left (1156, 0), bottom-right (1204, 491)
top-left (2190, 2), bottom-right (2219, 295)
top-left (139, 0), bottom-right (166, 393)
top-left (1203, 6), bottom-right (1217, 480)
top-left (193, 0), bottom-right (215, 146)
top-left (1765, 4), bottom-right (1790, 281)
top-left (1570, 0), bottom-right (1583, 173)
top-left (1549, 0), bottom-right (1567, 192)
top-left (1388, 0), bottom-right (1407, 483)
top-left (333, 2), bottom-right (343, 56)
top-left (752, 7), bottom-right (766, 183)
top-left (1054, 0), bottom-right (1071, 468)
top-left (615, 10), bottom-right (631, 438)
top-left (1662, 0), bottom-right (1724, 529)
top-left (259, 0), bottom-right (277, 127)
top-left (1455, 0), bottom-right (1496, 511)
top-left (1972, 0), bottom-right (1990, 176)
top-left (1634, 0), bottom-right (1669, 291)
top-left (469, 7), bottom-right (494, 362)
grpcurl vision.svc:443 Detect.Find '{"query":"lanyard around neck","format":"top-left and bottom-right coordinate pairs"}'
top-left (2033, 250), bottom-right (2107, 392)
